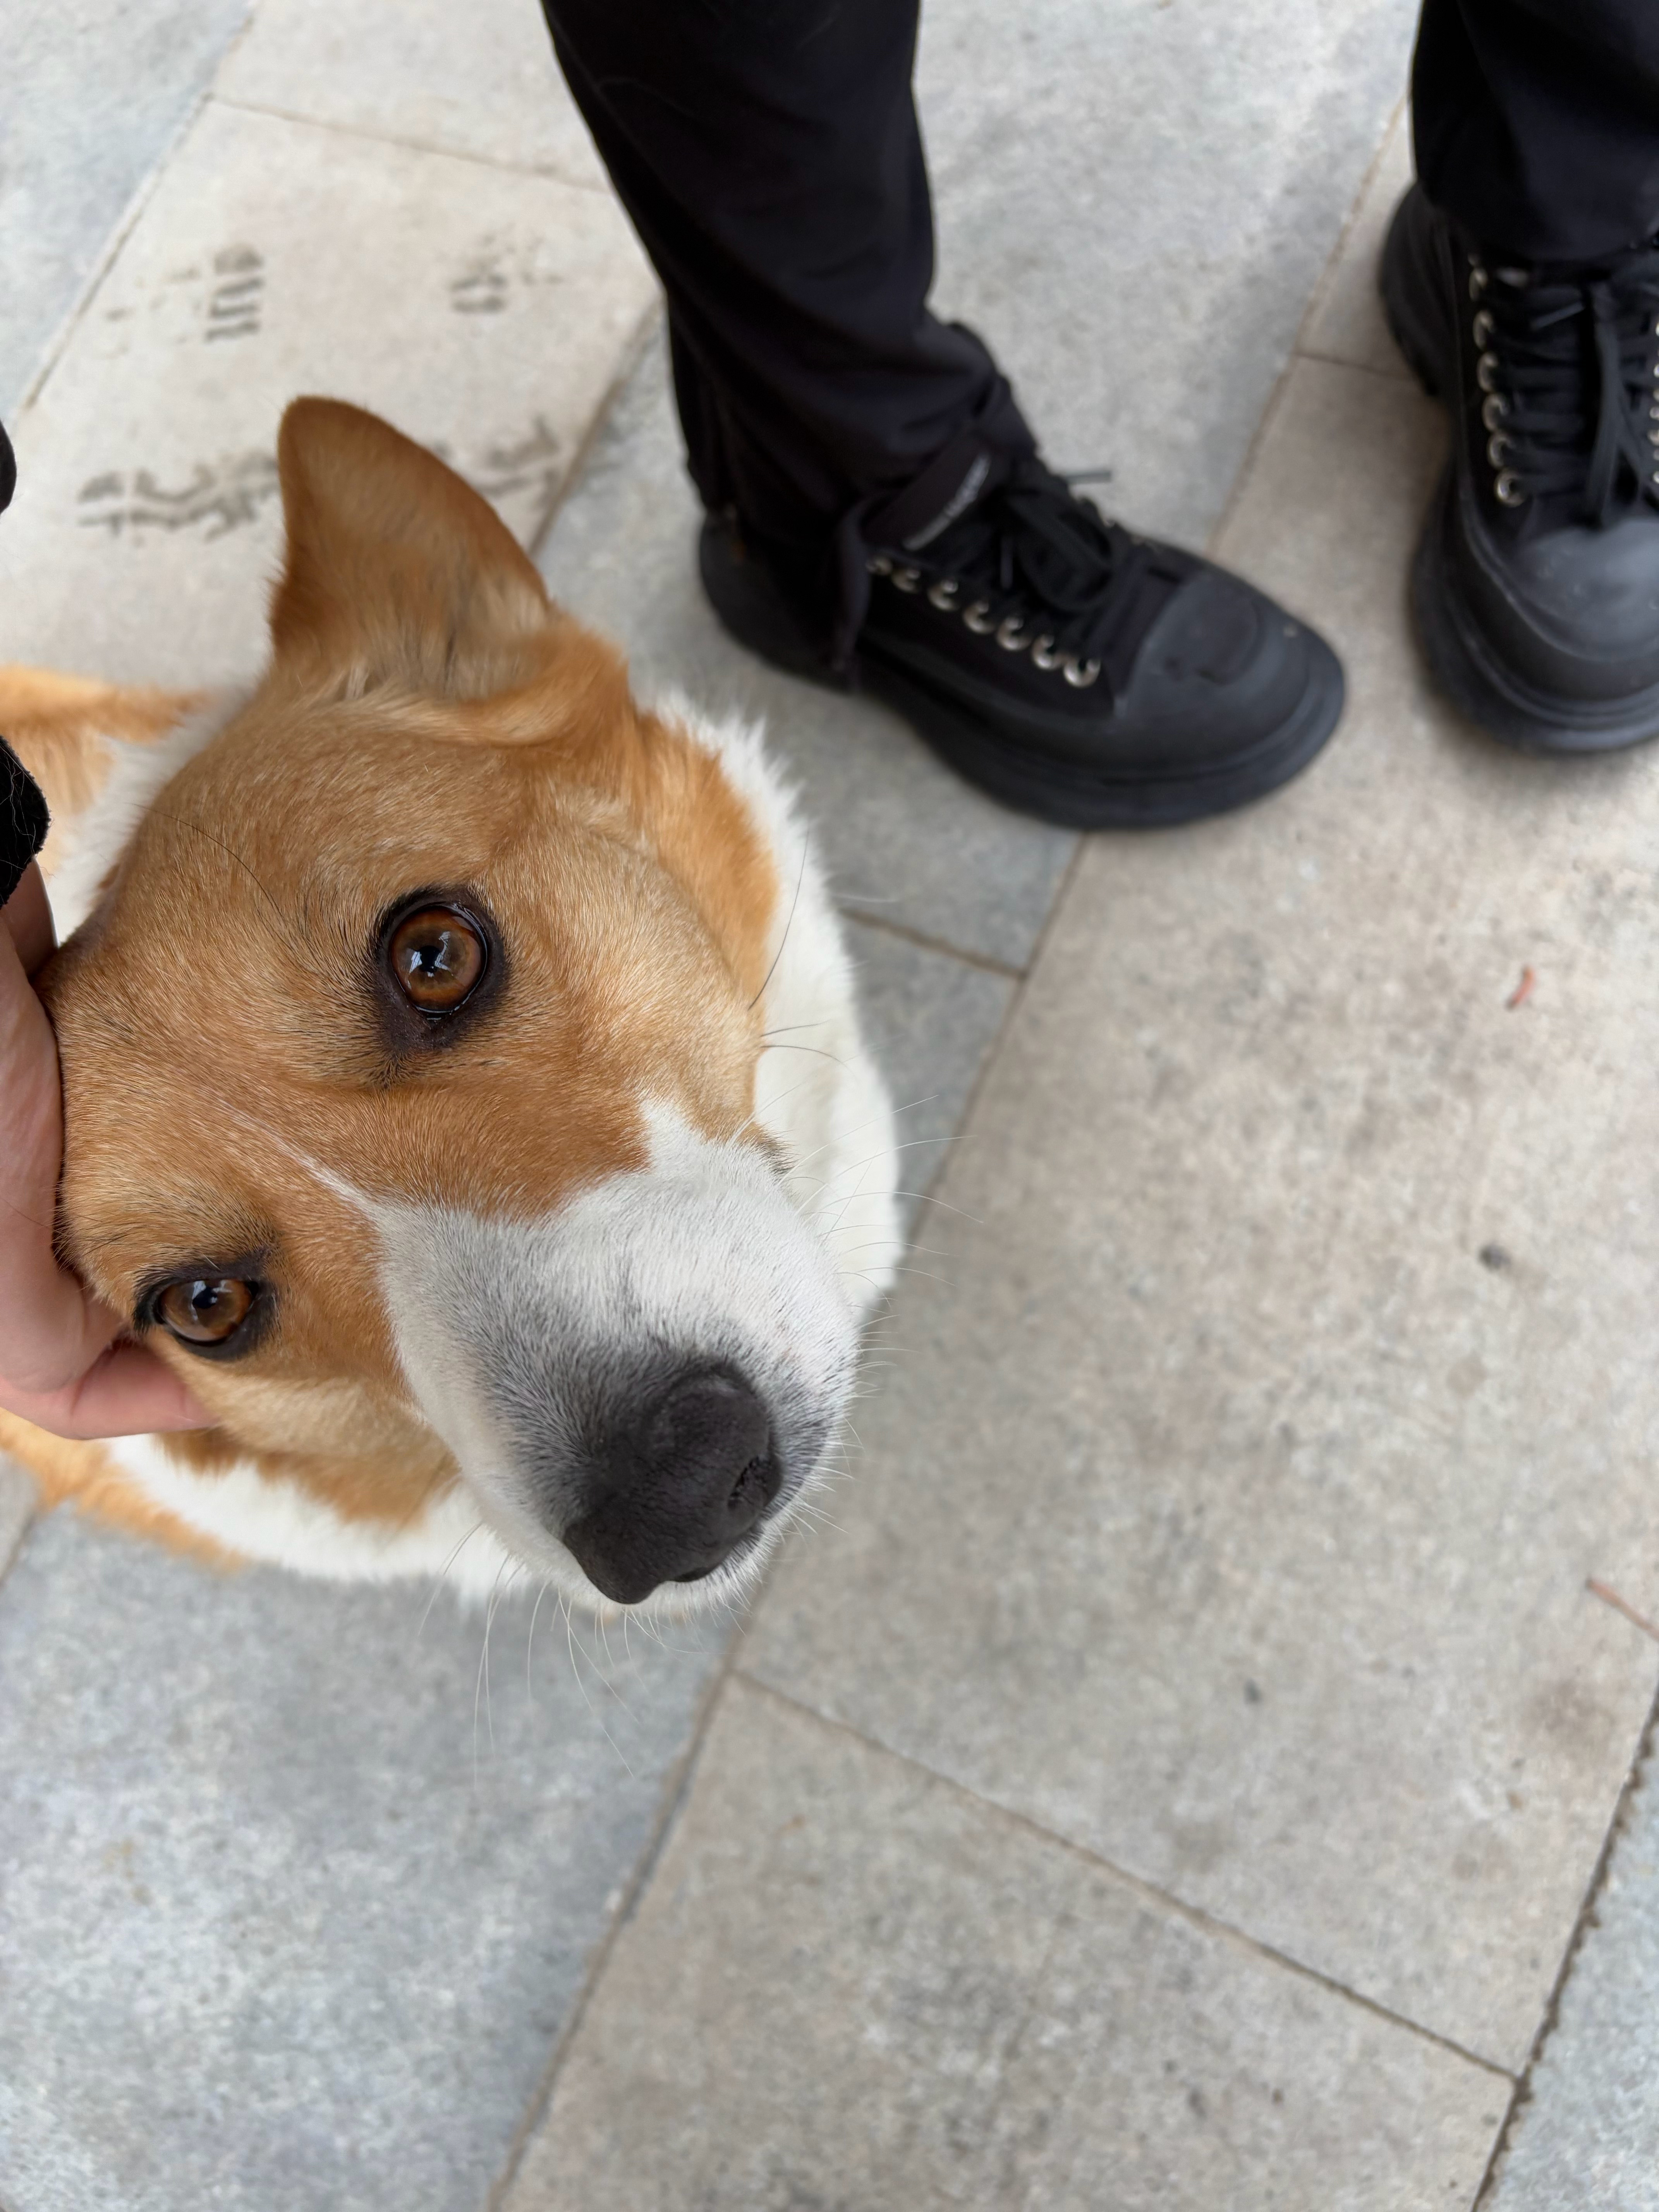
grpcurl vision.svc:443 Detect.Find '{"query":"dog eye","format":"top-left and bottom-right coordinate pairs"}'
top-left (386, 905), bottom-right (487, 1014)
top-left (156, 1276), bottom-right (258, 1346)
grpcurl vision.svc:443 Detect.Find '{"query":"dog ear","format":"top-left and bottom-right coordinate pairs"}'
top-left (268, 398), bottom-right (553, 700)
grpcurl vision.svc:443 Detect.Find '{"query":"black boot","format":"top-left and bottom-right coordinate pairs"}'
top-left (1382, 182), bottom-right (1659, 753)
top-left (698, 433), bottom-right (1344, 831)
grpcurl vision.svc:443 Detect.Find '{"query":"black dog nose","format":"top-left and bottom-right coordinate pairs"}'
top-left (561, 1367), bottom-right (780, 1605)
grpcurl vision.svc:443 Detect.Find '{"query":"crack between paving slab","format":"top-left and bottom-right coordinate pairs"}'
top-left (1289, 93), bottom-right (1407, 361)
top-left (886, 823), bottom-right (1089, 1223)
top-left (524, 302), bottom-right (664, 564)
top-left (1206, 96), bottom-right (1409, 567)
top-left (14, 84), bottom-right (220, 418)
top-left (1295, 350), bottom-right (1418, 384)
top-left (207, 94), bottom-right (617, 196)
top-left (740, 1673), bottom-right (1518, 2087)
top-left (838, 907), bottom-right (1025, 981)
top-left (483, 1621), bottom-right (745, 2210)
top-left (1470, 1659), bottom-right (1659, 2208)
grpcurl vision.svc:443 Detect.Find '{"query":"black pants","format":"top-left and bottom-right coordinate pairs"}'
top-left (543, 0), bottom-right (1659, 547)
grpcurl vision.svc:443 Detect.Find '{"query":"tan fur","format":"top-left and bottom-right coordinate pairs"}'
top-left (0, 1410), bottom-right (229, 1562)
top-left (4, 400), bottom-right (783, 1554)
top-left (0, 665), bottom-right (203, 872)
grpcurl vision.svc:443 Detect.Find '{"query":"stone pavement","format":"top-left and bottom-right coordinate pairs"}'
top-left (2, 2), bottom-right (1657, 2206)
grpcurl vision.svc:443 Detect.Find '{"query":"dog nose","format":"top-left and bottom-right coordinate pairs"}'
top-left (561, 1366), bottom-right (780, 1604)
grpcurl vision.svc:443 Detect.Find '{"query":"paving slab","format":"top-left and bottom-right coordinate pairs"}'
top-left (0, 1509), bottom-right (726, 2212)
top-left (503, 1678), bottom-right (1503, 2212)
top-left (0, 0), bottom-right (252, 417)
top-left (747, 354), bottom-right (1659, 2073)
top-left (535, 330), bottom-right (1077, 974)
top-left (0, 1455), bottom-right (37, 1580)
top-left (216, 0), bottom-right (607, 191)
top-left (916, 0), bottom-right (1418, 546)
top-left (1486, 1694), bottom-right (1659, 2212)
top-left (1299, 103), bottom-right (1415, 378)
top-left (0, 96), bottom-right (654, 690)
top-left (840, 917), bottom-right (1017, 1234)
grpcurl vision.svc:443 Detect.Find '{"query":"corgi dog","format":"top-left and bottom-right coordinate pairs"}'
top-left (0, 399), bottom-right (900, 1616)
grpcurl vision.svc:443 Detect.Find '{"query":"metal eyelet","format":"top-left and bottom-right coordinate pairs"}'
top-left (1469, 263), bottom-right (1489, 300)
top-left (1494, 470), bottom-right (1525, 507)
top-left (1062, 655), bottom-right (1102, 688)
top-left (996, 615), bottom-right (1033, 652)
top-left (1030, 635), bottom-right (1063, 671)
top-left (1486, 431), bottom-right (1512, 468)
top-left (891, 565), bottom-right (921, 593)
top-left (1472, 308), bottom-right (1494, 347)
top-left (1481, 393), bottom-right (1509, 431)
top-left (1476, 351), bottom-right (1501, 394)
top-left (962, 600), bottom-right (997, 634)
top-left (866, 553), bottom-right (892, 577)
top-left (1649, 426), bottom-right (1659, 448)
top-left (926, 578), bottom-right (960, 610)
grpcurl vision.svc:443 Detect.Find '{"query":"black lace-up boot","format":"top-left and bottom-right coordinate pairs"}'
top-left (1382, 182), bottom-right (1659, 752)
top-left (699, 429), bottom-right (1344, 830)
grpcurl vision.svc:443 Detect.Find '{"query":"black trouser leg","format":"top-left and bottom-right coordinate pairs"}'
top-left (541, 0), bottom-right (1032, 550)
top-left (1413, 0), bottom-right (1659, 260)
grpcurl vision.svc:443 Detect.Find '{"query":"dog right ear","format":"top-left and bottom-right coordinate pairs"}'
top-left (268, 398), bottom-right (553, 701)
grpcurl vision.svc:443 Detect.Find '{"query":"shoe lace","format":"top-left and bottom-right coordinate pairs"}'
top-left (1472, 246), bottom-right (1659, 525)
top-left (834, 428), bottom-right (1190, 692)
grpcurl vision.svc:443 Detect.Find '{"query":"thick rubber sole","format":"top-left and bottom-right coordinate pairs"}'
top-left (857, 638), bottom-right (1345, 830)
top-left (698, 523), bottom-right (1345, 831)
top-left (1380, 194), bottom-right (1659, 756)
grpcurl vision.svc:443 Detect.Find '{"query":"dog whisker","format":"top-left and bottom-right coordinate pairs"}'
top-left (526, 1577), bottom-right (550, 1706)
top-left (418, 1519), bottom-right (485, 1637)
top-left (474, 1559), bottom-right (511, 1787)
top-left (760, 1042), bottom-right (851, 1068)
top-left (559, 1594), bottom-right (636, 1774)
top-left (749, 836), bottom-right (809, 1011)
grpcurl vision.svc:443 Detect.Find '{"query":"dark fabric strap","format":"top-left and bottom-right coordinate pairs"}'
top-left (0, 736), bottom-right (49, 912)
top-left (830, 375), bottom-right (1036, 670)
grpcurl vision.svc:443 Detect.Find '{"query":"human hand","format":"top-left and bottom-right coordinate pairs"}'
top-left (0, 857), bottom-right (210, 1438)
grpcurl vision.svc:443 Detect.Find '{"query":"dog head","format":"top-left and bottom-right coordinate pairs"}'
top-left (43, 400), bottom-right (871, 1612)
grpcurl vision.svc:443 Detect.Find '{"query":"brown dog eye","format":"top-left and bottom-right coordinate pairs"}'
top-left (387, 906), bottom-right (487, 1013)
top-left (157, 1277), bottom-right (256, 1345)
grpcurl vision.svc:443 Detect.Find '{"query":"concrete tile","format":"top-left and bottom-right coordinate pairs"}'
top-left (504, 1679), bottom-right (1502, 2212)
top-left (216, 0), bottom-right (607, 191)
top-left (0, 0), bottom-right (252, 417)
top-left (0, 1510), bottom-right (726, 2212)
top-left (0, 98), bottom-right (654, 689)
top-left (917, 0), bottom-right (1418, 546)
top-left (0, 1455), bottom-right (37, 1582)
top-left (536, 333), bottom-right (1077, 973)
top-left (1486, 1696), bottom-right (1659, 2212)
top-left (840, 918), bottom-right (1017, 1236)
top-left (1299, 105), bottom-right (1416, 378)
top-left (747, 358), bottom-right (1659, 2071)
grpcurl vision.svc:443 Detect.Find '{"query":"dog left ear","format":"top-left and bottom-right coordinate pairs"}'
top-left (268, 398), bottom-right (553, 701)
